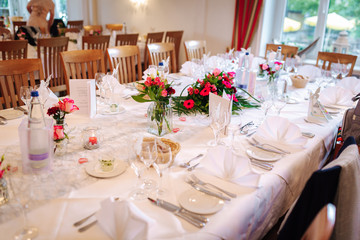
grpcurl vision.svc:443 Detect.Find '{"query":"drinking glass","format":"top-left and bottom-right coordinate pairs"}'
top-left (272, 96), bottom-right (287, 115)
top-left (285, 58), bottom-right (293, 74)
top-left (95, 73), bottom-right (105, 102)
top-left (154, 139), bottom-right (172, 196)
top-left (139, 138), bottom-right (158, 190)
top-left (331, 63), bottom-right (341, 83)
top-left (210, 104), bottom-right (229, 146)
top-left (341, 64), bottom-right (350, 78)
top-left (19, 86), bottom-right (33, 111)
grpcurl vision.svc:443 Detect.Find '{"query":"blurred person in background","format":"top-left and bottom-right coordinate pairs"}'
top-left (26, 0), bottom-right (55, 34)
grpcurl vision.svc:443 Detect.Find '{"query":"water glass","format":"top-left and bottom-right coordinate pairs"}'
top-left (95, 73), bottom-right (105, 102)
top-left (210, 104), bottom-right (229, 146)
top-left (19, 86), bottom-right (33, 111)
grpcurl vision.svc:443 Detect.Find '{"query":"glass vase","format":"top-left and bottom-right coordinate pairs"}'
top-left (53, 122), bottom-right (68, 156)
top-left (147, 101), bottom-right (173, 136)
top-left (0, 178), bottom-right (9, 206)
top-left (267, 76), bottom-right (279, 99)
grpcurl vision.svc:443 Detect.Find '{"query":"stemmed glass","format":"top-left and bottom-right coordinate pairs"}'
top-left (154, 139), bottom-right (172, 196)
top-left (331, 63), bottom-right (341, 83)
top-left (340, 64), bottom-right (350, 78)
top-left (209, 104), bottom-right (229, 146)
top-left (95, 73), bottom-right (105, 103)
top-left (285, 58), bottom-right (293, 74)
top-left (139, 138), bottom-right (158, 190)
top-left (19, 86), bottom-right (33, 111)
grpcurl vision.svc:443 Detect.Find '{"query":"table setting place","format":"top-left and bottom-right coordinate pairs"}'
top-left (1, 47), bottom-right (358, 240)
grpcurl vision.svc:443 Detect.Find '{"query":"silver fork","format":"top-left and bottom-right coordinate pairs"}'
top-left (251, 138), bottom-right (290, 154)
top-left (179, 154), bottom-right (203, 168)
top-left (190, 174), bottom-right (237, 198)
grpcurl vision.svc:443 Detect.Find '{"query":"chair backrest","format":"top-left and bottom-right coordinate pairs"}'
top-left (107, 45), bottom-right (142, 84)
top-left (0, 40), bottom-right (28, 60)
top-left (105, 24), bottom-right (123, 31)
top-left (67, 20), bottom-right (83, 30)
top-left (60, 49), bottom-right (106, 95)
top-left (115, 33), bottom-right (139, 46)
top-left (147, 42), bottom-right (176, 73)
top-left (0, 20), bottom-right (4, 28)
top-left (144, 32), bottom-right (164, 69)
top-left (165, 30), bottom-right (184, 71)
top-left (12, 20), bottom-right (26, 35)
top-left (82, 35), bottom-right (110, 51)
top-left (0, 58), bottom-right (43, 109)
top-left (184, 40), bottom-right (207, 61)
top-left (265, 44), bottom-right (298, 60)
top-left (301, 204), bottom-right (336, 240)
top-left (316, 52), bottom-right (357, 76)
top-left (37, 37), bottom-right (69, 94)
top-left (83, 25), bottom-right (103, 36)
top-left (0, 27), bottom-right (11, 40)
top-left (65, 28), bottom-right (80, 33)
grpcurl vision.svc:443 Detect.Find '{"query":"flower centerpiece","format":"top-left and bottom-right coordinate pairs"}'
top-left (173, 68), bottom-right (259, 115)
top-left (47, 98), bottom-right (79, 153)
top-left (259, 61), bottom-right (283, 83)
top-left (132, 69), bottom-right (176, 136)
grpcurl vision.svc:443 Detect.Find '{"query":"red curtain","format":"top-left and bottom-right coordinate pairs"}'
top-left (231, 0), bottom-right (264, 50)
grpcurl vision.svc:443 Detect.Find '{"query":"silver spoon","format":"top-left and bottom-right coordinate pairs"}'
top-left (179, 154), bottom-right (203, 168)
top-left (187, 163), bottom-right (200, 171)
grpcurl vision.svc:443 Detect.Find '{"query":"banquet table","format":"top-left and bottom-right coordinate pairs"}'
top-left (0, 74), bottom-right (342, 240)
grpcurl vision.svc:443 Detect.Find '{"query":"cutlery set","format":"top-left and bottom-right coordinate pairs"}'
top-left (179, 153), bottom-right (203, 171)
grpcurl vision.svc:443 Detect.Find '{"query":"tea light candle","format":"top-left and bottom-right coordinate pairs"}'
top-left (89, 136), bottom-right (97, 145)
top-left (82, 127), bottom-right (101, 150)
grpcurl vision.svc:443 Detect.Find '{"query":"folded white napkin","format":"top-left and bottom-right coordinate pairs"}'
top-left (297, 65), bottom-right (322, 80)
top-left (319, 86), bottom-right (353, 107)
top-left (96, 197), bottom-right (154, 240)
top-left (200, 145), bottom-right (259, 185)
top-left (206, 56), bottom-right (225, 71)
top-left (180, 61), bottom-right (198, 76)
top-left (336, 77), bottom-right (360, 96)
top-left (254, 116), bottom-right (307, 152)
top-left (37, 80), bottom-right (59, 110)
top-left (143, 67), bottom-right (158, 80)
top-left (267, 51), bottom-right (276, 61)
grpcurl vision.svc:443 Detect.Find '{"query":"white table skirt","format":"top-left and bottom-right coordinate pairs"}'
top-left (0, 77), bottom-right (342, 239)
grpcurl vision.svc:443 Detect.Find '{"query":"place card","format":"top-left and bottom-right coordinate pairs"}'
top-left (307, 87), bottom-right (332, 123)
top-left (69, 79), bottom-right (96, 118)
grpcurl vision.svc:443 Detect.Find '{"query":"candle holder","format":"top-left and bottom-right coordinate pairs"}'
top-left (81, 127), bottom-right (101, 150)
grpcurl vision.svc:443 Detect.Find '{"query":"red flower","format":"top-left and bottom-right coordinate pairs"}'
top-left (187, 87), bottom-right (194, 95)
top-left (47, 106), bottom-right (60, 116)
top-left (54, 125), bottom-right (65, 140)
top-left (184, 99), bottom-right (195, 109)
top-left (166, 87), bottom-right (175, 95)
top-left (200, 87), bottom-right (210, 96)
top-left (194, 89), bottom-right (199, 94)
top-left (222, 80), bottom-right (232, 88)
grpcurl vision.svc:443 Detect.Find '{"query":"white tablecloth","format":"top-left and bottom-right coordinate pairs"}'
top-left (0, 76), bottom-right (342, 239)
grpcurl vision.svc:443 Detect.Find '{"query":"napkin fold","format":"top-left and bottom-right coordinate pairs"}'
top-left (37, 79), bottom-right (59, 110)
top-left (254, 116), bottom-right (307, 152)
top-left (200, 145), bottom-right (259, 185)
top-left (180, 61), bottom-right (198, 77)
top-left (318, 86), bottom-right (353, 107)
top-left (96, 197), bottom-right (154, 240)
top-left (297, 65), bottom-right (322, 81)
top-left (336, 77), bottom-right (360, 96)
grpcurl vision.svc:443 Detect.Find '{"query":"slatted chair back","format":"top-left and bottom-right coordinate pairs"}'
top-left (12, 20), bottom-right (26, 35)
top-left (0, 58), bottom-right (43, 109)
top-left (0, 40), bottom-right (28, 60)
top-left (184, 40), bottom-right (207, 61)
top-left (0, 27), bottom-right (11, 40)
top-left (107, 45), bottom-right (142, 84)
top-left (67, 20), bottom-right (83, 31)
top-left (105, 24), bottom-right (123, 32)
top-left (115, 33), bottom-right (139, 46)
top-left (82, 35), bottom-right (110, 51)
top-left (265, 44), bottom-right (298, 60)
top-left (316, 52), bottom-right (357, 76)
top-left (165, 30), bottom-right (183, 71)
top-left (0, 20), bottom-right (4, 28)
top-left (147, 42), bottom-right (176, 73)
top-left (37, 37), bottom-right (69, 94)
top-left (65, 28), bottom-right (80, 33)
top-left (144, 32), bottom-right (164, 69)
top-left (60, 49), bottom-right (106, 95)
top-left (83, 25), bottom-right (103, 36)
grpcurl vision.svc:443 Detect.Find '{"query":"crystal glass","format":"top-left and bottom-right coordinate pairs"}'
top-left (95, 73), bottom-right (106, 102)
top-left (19, 86), bottom-right (33, 111)
top-left (331, 63), bottom-right (341, 83)
top-left (154, 139), bottom-right (172, 196)
top-left (139, 138), bottom-right (158, 189)
top-left (81, 126), bottom-right (102, 150)
top-left (340, 64), bottom-right (350, 78)
top-left (285, 57), bottom-right (294, 73)
top-left (209, 104), bottom-right (229, 146)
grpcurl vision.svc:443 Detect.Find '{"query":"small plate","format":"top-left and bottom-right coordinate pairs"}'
top-left (178, 189), bottom-right (225, 215)
top-left (286, 98), bottom-right (299, 104)
top-left (0, 109), bottom-right (24, 120)
top-left (246, 146), bottom-right (282, 162)
top-left (85, 160), bottom-right (127, 178)
top-left (100, 106), bottom-right (126, 115)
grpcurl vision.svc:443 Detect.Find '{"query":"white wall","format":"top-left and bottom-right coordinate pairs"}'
top-left (68, 0), bottom-right (236, 66)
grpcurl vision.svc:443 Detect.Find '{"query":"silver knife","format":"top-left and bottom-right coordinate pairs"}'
top-left (148, 198), bottom-right (207, 228)
top-left (248, 142), bottom-right (285, 155)
top-left (186, 181), bottom-right (231, 201)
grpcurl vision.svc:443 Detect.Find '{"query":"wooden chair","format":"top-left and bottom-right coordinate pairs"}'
top-left (0, 58), bottom-right (43, 109)
top-left (301, 204), bottom-right (336, 240)
top-left (12, 20), bottom-right (26, 35)
top-left (316, 52), bottom-right (357, 76)
top-left (105, 24), bottom-right (123, 32)
top-left (165, 31), bottom-right (183, 71)
top-left (0, 40), bottom-right (28, 60)
top-left (0, 27), bottom-right (12, 40)
top-left (82, 35), bottom-right (110, 51)
top-left (0, 20), bottom-right (4, 28)
top-left (107, 46), bottom-right (142, 84)
top-left (37, 37), bottom-right (69, 94)
top-left (60, 49), bottom-right (106, 95)
top-left (67, 20), bottom-right (83, 31)
top-left (83, 25), bottom-right (103, 36)
top-left (265, 44), bottom-right (298, 60)
top-left (65, 28), bottom-right (80, 33)
top-left (147, 42), bottom-right (176, 73)
top-left (115, 33), bottom-right (139, 46)
top-left (184, 40), bottom-right (207, 61)
top-left (144, 32), bottom-right (164, 69)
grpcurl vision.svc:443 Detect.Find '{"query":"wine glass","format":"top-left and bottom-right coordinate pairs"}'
top-left (209, 104), bottom-right (229, 146)
top-left (19, 86), bottom-right (33, 111)
top-left (154, 139), bottom-right (172, 196)
top-left (331, 63), bottom-right (341, 84)
top-left (285, 58), bottom-right (293, 74)
top-left (341, 64), bottom-right (350, 78)
top-left (139, 138), bottom-right (158, 190)
top-left (95, 73), bottom-right (105, 103)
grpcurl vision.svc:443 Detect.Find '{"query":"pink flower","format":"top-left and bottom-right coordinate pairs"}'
top-left (54, 125), bottom-right (65, 140)
top-left (184, 99), bottom-right (195, 109)
top-left (228, 72), bottom-right (236, 78)
top-left (213, 68), bottom-right (221, 76)
top-left (211, 85), bottom-right (217, 91)
top-left (232, 95), bottom-right (238, 102)
top-left (222, 80), bottom-right (232, 88)
top-left (218, 76), bottom-right (222, 80)
top-left (161, 89), bottom-right (168, 97)
top-left (275, 65), bottom-right (281, 71)
top-left (262, 64), bottom-right (269, 70)
top-left (144, 79), bottom-right (152, 87)
top-left (58, 98), bottom-right (79, 113)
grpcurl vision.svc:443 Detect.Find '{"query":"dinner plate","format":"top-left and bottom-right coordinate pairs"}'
top-left (85, 160), bottom-right (127, 178)
top-left (0, 109), bottom-right (24, 120)
top-left (246, 146), bottom-right (282, 162)
top-left (99, 106), bottom-right (126, 115)
top-left (178, 189), bottom-right (225, 215)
